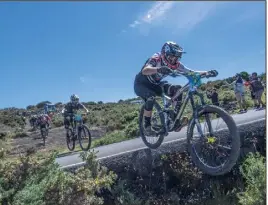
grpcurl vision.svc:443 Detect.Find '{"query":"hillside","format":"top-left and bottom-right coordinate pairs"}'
top-left (0, 72), bottom-right (266, 205)
top-left (0, 71), bottom-right (266, 156)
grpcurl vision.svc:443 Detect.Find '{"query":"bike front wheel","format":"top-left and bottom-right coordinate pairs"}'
top-left (187, 105), bottom-right (240, 176)
top-left (78, 125), bottom-right (92, 151)
top-left (66, 128), bottom-right (75, 151)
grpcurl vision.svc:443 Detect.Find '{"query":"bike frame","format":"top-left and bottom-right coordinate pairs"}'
top-left (71, 113), bottom-right (85, 133)
top-left (160, 72), bottom-right (213, 135)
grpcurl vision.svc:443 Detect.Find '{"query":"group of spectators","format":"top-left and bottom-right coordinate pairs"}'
top-left (206, 72), bottom-right (265, 113)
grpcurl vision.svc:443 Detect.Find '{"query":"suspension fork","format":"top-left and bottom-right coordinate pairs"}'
top-left (191, 91), bottom-right (214, 137)
top-left (162, 95), bottom-right (170, 133)
top-left (197, 92), bottom-right (213, 134)
top-left (189, 92), bottom-right (205, 138)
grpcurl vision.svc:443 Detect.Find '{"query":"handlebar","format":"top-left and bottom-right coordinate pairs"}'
top-left (166, 69), bottom-right (218, 91)
top-left (169, 69), bottom-right (218, 79)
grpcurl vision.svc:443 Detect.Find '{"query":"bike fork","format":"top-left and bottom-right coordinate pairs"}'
top-left (162, 96), bottom-right (170, 136)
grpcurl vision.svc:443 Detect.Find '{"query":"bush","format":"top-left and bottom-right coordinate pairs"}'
top-left (92, 131), bottom-right (127, 147)
top-left (52, 116), bottom-right (64, 128)
top-left (0, 150), bottom-right (117, 205)
top-left (124, 120), bottom-right (139, 138)
top-left (219, 91), bottom-right (236, 104)
top-left (237, 153), bottom-right (266, 205)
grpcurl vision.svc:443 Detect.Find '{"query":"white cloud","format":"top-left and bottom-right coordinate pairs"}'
top-left (125, 1), bottom-right (223, 35)
top-left (79, 76), bottom-right (87, 84)
top-left (129, 20), bottom-right (141, 28)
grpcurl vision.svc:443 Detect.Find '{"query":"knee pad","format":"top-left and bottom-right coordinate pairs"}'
top-left (144, 96), bottom-right (156, 111)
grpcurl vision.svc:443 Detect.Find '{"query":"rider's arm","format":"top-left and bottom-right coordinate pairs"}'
top-left (78, 103), bottom-right (89, 113)
top-left (177, 63), bottom-right (207, 75)
top-left (142, 66), bottom-right (159, 75)
top-left (141, 55), bottom-right (162, 75)
top-left (47, 115), bottom-right (52, 122)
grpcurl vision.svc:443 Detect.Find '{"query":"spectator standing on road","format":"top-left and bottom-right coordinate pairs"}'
top-left (206, 88), bottom-right (219, 106)
top-left (249, 72), bottom-right (265, 110)
top-left (232, 73), bottom-right (247, 113)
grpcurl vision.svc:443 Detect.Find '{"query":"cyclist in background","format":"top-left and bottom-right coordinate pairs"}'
top-left (29, 115), bottom-right (38, 128)
top-left (36, 113), bottom-right (51, 130)
top-left (62, 94), bottom-right (89, 129)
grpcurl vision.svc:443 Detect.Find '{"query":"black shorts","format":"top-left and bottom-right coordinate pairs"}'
top-left (63, 113), bottom-right (75, 128)
top-left (134, 74), bottom-right (181, 101)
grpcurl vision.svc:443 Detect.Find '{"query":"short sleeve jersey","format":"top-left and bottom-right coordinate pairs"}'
top-left (140, 52), bottom-right (193, 85)
top-left (64, 102), bottom-right (85, 114)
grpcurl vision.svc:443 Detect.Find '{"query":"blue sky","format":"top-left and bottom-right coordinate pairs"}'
top-left (0, 1), bottom-right (265, 108)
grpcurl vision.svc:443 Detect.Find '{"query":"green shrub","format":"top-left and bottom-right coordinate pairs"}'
top-left (0, 150), bottom-right (117, 205)
top-left (92, 131), bottom-right (127, 147)
top-left (124, 119), bottom-right (139, 138)
top-left (52, 116), bottom-right (64, 128)
top-left (237, 153), bottom-right (266, 205)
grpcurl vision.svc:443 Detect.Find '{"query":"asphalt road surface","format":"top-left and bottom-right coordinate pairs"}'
top-left (56, 109), bottom-right (265, 168)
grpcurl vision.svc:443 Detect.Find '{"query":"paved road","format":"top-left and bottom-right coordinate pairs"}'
top-left (56, 109), bottom-right (265, 168)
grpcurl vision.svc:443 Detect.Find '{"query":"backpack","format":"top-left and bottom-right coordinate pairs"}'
top-left (251, 78), bottom-right (264, 92)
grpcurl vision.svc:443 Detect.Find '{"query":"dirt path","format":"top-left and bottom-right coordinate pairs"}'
top-left (9, 126), bottom-right (107, 155)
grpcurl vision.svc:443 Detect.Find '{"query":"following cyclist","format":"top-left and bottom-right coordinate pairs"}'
top-left (62, 94), bottom-right (89, 129)
top-left (36, 113), bottom-right (51, 130)
top-left (29, 114), bottom-right (38, 128)
top-left (134, 41), bottom-right (217, 135)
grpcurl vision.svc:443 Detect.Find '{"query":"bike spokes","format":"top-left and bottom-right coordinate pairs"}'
top-left (66, 129), bottom-right (75, 151)
top-left (78, 125), bottom-right (91, 151)
top-left (139, 102), bottom-right (166, 149)
top-left (190, 111), bottom-right (233, 170)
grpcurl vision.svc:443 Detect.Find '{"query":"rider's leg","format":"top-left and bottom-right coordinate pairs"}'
top-left (235, 92), bottom-right (243, 111)
top-left (241, 93), bottom-right (247, 111)
top-left (134, 82), bottom-right (160, 134)
top-left (255, 89), bottom-right (265, 108)
top-left (63, 116), bottom-right (70, 129)
top-left (163, 84), bottom-right (183, 112)
top-left (163, 83), bottom-right (188, 130)
top-left (144, 96), bottom-right (156, 127)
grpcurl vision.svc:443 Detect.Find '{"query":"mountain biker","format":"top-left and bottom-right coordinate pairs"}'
top-left (36, 113), bottom-right (51, 130)
top-left (134, 41), bottom-right (217, 135)
top-left (29, 115), bottom-right (38, 128)
top-left (62, 94), bottom-right (89, 129)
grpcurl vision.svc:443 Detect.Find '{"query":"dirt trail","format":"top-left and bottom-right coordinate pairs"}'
top-left (9, 126), bottom-right (107, 155)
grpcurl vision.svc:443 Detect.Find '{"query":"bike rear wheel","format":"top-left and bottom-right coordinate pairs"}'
top-left (187, 105), bottom-right (240, 176)
top-left (66, 128), bottom-right (76, 151)
top-left (139, 101), bottom-right (166, 149)
top-left (78, 125), bottom-right (92, 151)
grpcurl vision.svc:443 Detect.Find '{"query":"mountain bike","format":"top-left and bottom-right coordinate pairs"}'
top-left (65, 111), bottom-right (92, 151)
top-left (138, 70), bottom-right (240, 176)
